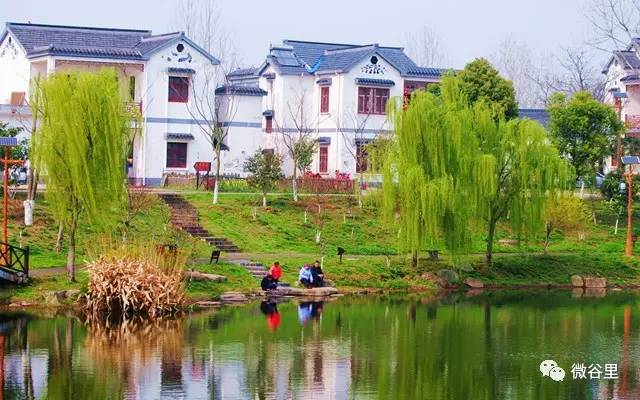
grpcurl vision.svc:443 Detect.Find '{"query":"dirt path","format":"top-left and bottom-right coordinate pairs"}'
top-left (28, 250), bottom-right (575, 278)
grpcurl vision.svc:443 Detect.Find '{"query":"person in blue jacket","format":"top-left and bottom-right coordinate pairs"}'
top-left (298, 264), bottom-right (313, 288)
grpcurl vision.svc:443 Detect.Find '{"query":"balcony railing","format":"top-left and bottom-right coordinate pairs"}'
top-left (626, 114), bottom-right (640, 137)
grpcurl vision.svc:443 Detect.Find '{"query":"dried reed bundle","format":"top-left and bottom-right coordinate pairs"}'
top-left (86, 256), bottom-right (185, 317)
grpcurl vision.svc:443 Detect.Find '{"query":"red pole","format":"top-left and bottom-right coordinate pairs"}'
top-left (3, 147), bottom-right (8, 245)
top-left (625, 166), bottom-right (634, 257)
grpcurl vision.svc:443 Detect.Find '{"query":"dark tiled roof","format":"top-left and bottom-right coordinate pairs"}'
top-left (215, 85), bottom-right (267, 96)
top-left (135, 32), bottom-right (182, 56)
top-left (519, 109), bottom-right (549, 127)
top-left (355, 78), bottom-right (395, 87)
top-left (166, 133), bottom-right (195, 140)
top-left (316, 78), bottom-right (332, 85)
top-left (615, 51), bottom-right (640, 69)
top-left (282, 39), bottom-right (444, 77)
top-left (621, 74), bottom-right (640, 82)
top-left (3, 22), bottom-right (218, 63)
top-left (168, 67), bottom-right (196, 74)
top-left (6, 22), bottom-right (149, 54)
top-left (228, 67), bottom-right (258, 77)
top-left (314, 45), bottom-right (376, 72)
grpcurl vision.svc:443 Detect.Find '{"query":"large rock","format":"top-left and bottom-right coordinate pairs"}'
top-left (185, 270), bottom-right (227, 282)
top-left (463, 278), bottom-right (484, 289)
top-left (421, 273), bottom-right (446, 288)
top-left (570, 275), bottom-right (584, 288)
top-left (268, 287), bottom-right (339, 297)
top-left (584, 277), bottom-right (607, 288)
top-left (194, 301), bottom-right (222, 308)
top-left (43, 291), bottom-right (66, 306)
top-left (220, 292), bottom-right (248, 303)
top-left (436, 269), bottom-right (459, 287)
top-left (65, 289), bottom-right (82, 301)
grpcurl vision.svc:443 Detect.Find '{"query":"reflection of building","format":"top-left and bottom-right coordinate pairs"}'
top-left (295, 338), bottom-right (351, 400)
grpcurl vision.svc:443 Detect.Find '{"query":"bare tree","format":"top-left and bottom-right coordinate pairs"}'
top-left (527, 46), bottom-right (605, 105)
top-left (585, 0), bottom-right (640, 51)
top-left (492, 38), bottom-right (541, 108)
top-left (172, 0), bottom-right (240, 204)
top-left (404, 26), bottom-right (447, 67)
top-left (556, 47), bottom-right (606, 100)
top-left (337, 108), bottom-right (384, 207)
top-left (274, 87), bottom-right (317, 202)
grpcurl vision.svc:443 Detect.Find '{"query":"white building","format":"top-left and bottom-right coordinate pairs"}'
top-left (0, 22), bottom-right (222, 186)
top-left (602, 43), bottom-right (640, 173)
top-left (0, 25), bottom-right (451, 183)
top-left (225, 40), bottom-right (445, 177)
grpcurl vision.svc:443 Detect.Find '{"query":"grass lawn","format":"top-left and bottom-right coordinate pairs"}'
top-left (5, 189), bottom-right (640, 305)
top-left (5, 192), bottom-right (181, 269)
top-left (184, 192), bottom-right (396, 255)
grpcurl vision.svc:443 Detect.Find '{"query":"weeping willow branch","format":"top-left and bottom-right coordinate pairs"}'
top-left (33, 70), bottom-right (129, 281)
top-left (381, 76), bottom-right (572, 268)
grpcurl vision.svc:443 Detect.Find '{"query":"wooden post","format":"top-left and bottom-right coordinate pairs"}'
top-left (3, 147), bottom-right (9, 245)
top-left (625, 166), bottom-right (634, 257)
top-left (0, 146), bottom-right (24, 266)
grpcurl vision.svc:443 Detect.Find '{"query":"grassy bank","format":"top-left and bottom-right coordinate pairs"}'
top-left (4, 190), bottom-right (640, 305)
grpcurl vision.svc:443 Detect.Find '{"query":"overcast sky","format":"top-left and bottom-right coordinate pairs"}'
top-left (1, 0), bottom-right (597, 68)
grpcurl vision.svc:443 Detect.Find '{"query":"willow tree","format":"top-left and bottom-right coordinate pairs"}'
top-left (381, 77), bottom-right (498, 266)
top-left (33, 70), bottom-right (129, 281)
top-left (382, 76), bottom-right (571, 268)
top-left (477, 114), bottom-right (572, 267)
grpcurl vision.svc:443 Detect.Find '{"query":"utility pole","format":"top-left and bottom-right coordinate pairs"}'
top-left (625, 165), bottom-right (634, 256)
top-left (622, 156), bottom-right (640, 256)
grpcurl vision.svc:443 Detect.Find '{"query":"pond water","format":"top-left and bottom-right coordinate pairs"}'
top-left (1, 290), bottom-right (640, 399)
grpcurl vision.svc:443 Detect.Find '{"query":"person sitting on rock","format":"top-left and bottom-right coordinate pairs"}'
top-left (269, 261), bottom-right (283, 286)
top-left (311, 260), bottom-right (324, 288)
top-left (261, 274), bottom-right (277, 291)
top-left (298, 264), bottom-right (313, 288)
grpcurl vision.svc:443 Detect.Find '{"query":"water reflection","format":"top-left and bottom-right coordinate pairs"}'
top-left (297, 301), bottom-right (323, 325)
top-left (2, 291), bottom-right (640, 399)
top-left (259, 301), bottom-right (281, 332)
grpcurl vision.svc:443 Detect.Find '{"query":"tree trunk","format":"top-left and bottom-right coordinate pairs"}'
top-left (55, 225), bottom-right (64, 254)
top-left (66, 216), bottom-right (77, 282)
top-left (24, 168), bottom-right (37, 226)
top-left (213, 146), bottom-right (221, 204)
top-left (358, 171), bottom-right (364, 209)
top-left (262, 194), bottom-right (267, 208)
top-left (411, 250), bottom-right (418, 269)
top-left (485, 215), bottom-right (497, 271)
top-left (292, 159), bottom-right (298, 202)
top-left (544, 225), bottom-right (551, 255)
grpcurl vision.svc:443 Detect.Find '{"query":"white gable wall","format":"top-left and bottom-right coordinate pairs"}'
top-left (133, 39), bottom-right (218, 185)
top-left (0, 33), bottom-right (30, 105)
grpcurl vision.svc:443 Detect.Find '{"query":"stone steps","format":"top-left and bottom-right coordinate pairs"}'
top-left (238, 260), bottom-right (268, 279)
top-left (158, 193), bottom-right (241, 254)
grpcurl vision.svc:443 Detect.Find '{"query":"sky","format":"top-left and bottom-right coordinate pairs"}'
top-left (0, 0), bottom-right (596, 69)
